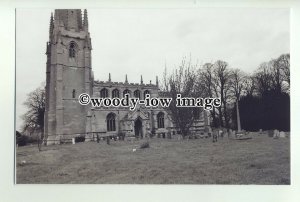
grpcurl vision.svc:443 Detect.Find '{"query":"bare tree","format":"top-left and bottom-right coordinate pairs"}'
top-left (276, 53), bottom-right (290, 91)
top-left (21, 83), bottom-right (45, 151)
top-left (244, 75), bottom-right (257, 96)
top-left (197, 63), bottom-right (219, 127)
top-left (255, 53), bottom-right (290, 96)
top-left (212, 60), bottom-right (232, 128)
top-left (165, 57), bottom-right (198, 137)
top-left (254, 62), bottom-right (273, 96)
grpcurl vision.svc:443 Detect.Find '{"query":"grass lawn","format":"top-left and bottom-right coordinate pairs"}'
top-left (16, 133), bottom-right (290, 184)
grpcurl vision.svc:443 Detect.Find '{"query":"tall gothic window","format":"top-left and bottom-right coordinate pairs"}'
top-left (100, 88), bottom-right (109, 98)
top-left (157, 112), bottom-right (165, 128)
top-left (107, 113), bottom-right (116, 132)
top-left (112, 89), bottom-right (119, 98)
top-left (123, 89), bottom-right (131, 97)
top-left (72, 89), bottom-right (76, 98)
top-left (144, 90), bottom-right (150, 99)
top-left (134, 90), bottom-right (141, 99)
top-left (69, 41), bottom-right (77, 58)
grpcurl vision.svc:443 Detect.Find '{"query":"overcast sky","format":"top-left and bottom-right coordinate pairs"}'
top-left (16, 8), bottom-right (289, 131)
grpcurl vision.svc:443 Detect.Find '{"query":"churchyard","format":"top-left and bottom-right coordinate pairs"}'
top-left (16, 132), bottom-right (290, 184)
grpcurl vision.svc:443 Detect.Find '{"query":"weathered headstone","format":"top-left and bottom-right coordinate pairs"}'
top-left (72, 138), bottom-right (75, 144)
top-left (279, 131), bottom-right (286, 138)
top-left (55, 135), bottom-right (61, 145)
top-left (228, 129), bottom-right (232, 138)
top-left (259, 129), bottom-right (262, 134)
top-left (167, 132), bottom-right (172, 139)
top-left (273, 129), bottom-right (279, 139)
top-left (268, 130), bottom-right (273, 137)
top-left (213, 130), bottom-right (218, 142)
top-left (223, 131), bottom-right (228, 138)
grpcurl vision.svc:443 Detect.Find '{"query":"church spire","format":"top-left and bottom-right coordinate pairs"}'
top-left (140, 75), bottom-right (143, 84)
top-left (125, 74), bottom-right (128, 83)
top-left (83, 9), bottom-right (89, 31)
top-left (108, 73), bottom-right (111, 82)
top-left (156, 76), bottom-right (159, 86)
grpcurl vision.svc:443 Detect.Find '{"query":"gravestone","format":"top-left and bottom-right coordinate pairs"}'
top-left (273, 129), bottom-right (280, 139)
top-left (167, 132), bottom-right (172, 139)
top-left (279, 131), bottom-right (286, 138)
top-left (223, 131), bottom-right (228, 138)
top-left (268, 130), bottom-right (273, 137)
top-left (228, 129), bottom-right (233, 138)
top-left (55, 135), bottom-right (61, 145)
top-left (213, 130), bottom-right (218, 142)
top-left (72, 138), bottom-right (75, 144)
top-left (259, 129), bottom-right (262, 134)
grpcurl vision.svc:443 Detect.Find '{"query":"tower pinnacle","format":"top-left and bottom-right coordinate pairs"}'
top-left (49, 12), bottom-right (54, 41)
top-left (83, 9), bottom-right (89, 31)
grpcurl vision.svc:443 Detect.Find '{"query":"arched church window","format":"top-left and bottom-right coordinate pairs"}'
top-left (123, 89), bottom-right (131, 97)
top-left (72, 89), bottom-right (76, 98)
top-left (144, 90), bottom-right (150, 99)
top-left (112, 89), bottom-right (119, 98)
top-left (100, 88), bottom-right (109, 98)
top-left (157, 112), bottom-right (165, 128)
top-left (134, 90), bottom-right (141, 99)
top-left (69, 41), bottom-right (77, 58)
top-left (107, 113), bottom-right (116, 132)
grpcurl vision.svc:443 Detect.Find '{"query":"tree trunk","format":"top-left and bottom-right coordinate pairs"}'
top-left (236, 100), bottom-right (241, 132)
top-left (37, 133), bottom-right (42, 152)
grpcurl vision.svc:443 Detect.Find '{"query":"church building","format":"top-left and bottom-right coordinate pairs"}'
top-left (44, 9), bottom-right (210, 145)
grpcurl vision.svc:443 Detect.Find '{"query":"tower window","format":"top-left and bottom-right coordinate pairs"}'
top-left (69, 41), bottom-right (77, 58)
top-left (144, 90), bottom-right (150, 99)
top-left (134, 90), bottom-right (141, 99)
top-left (157, 112), bottom-right (165, 128)
top-left (100, 88), bottom-right (109, 98)
top-left (112, 89), bottom-right (119, 98)
top-left (123, 89), bottom-right (131, 97)
top-left (72, 89), bottom-right (76, 98)
top-left (107, 113), bottom-right (116, 132)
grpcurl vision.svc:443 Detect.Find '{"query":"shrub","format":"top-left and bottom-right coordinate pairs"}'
top-left (16, 131), bottom-right (22, 138)
top-left (17, 135), bottom-right (29, 146)
top-left (140, 141), bottom-right (150, 149)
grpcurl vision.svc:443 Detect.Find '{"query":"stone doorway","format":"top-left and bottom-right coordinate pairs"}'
top-left (134, 117), bottom-right (143, 138)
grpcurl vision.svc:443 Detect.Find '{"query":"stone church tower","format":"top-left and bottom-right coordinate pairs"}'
top-left (44, 9), bottom-right (92, 144)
